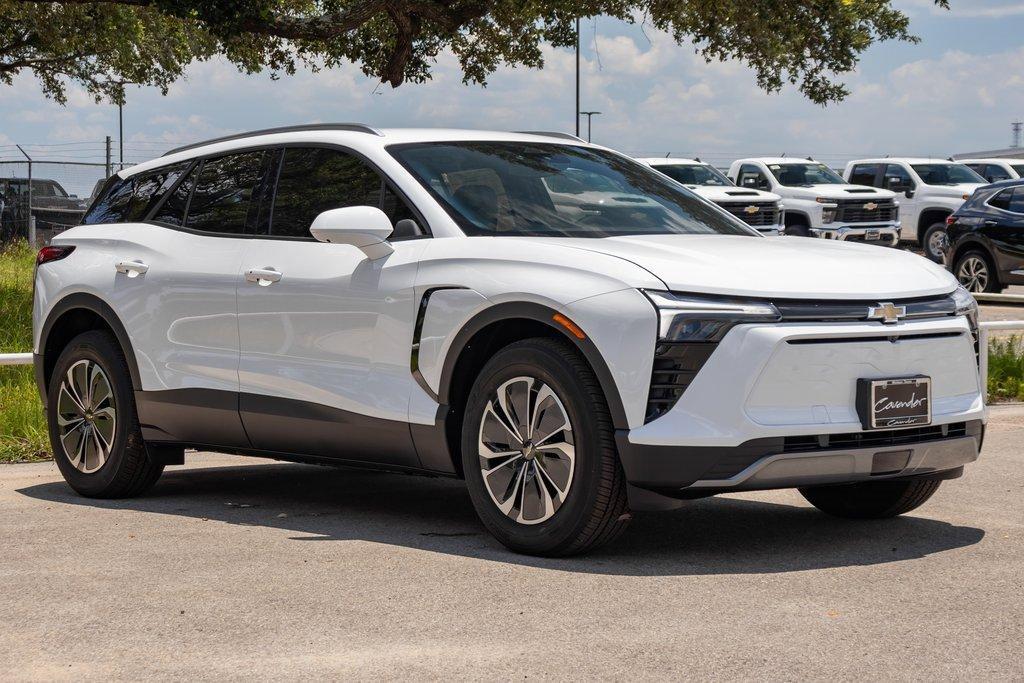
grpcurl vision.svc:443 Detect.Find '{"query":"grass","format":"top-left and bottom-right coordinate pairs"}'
top-left (987, 336), bottom-right (1024, 402)
top-left (1, 241), bottom-right (1024, 463)
top-left (0, 241), bottom-right (48, 462)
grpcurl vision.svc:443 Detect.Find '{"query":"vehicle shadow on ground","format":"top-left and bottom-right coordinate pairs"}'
top-left (18, 459), bottom-right (985, 576)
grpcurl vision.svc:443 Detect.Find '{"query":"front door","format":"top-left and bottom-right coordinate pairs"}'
top-left (235, 145), bottom-right (428, 467)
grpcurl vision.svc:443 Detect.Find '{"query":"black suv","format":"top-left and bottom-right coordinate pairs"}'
top-left (945, 179), bottom-right (1024, 293)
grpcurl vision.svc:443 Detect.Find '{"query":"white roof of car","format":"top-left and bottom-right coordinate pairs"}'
top-left (636, 157), bottom-right (702, 166)
top-left (958, 157), bottom-right (1024, 164)
top-left (125, 125), bottom-right (594, 177)
top-left (849, 158), bottom-right (961, 165)
top-left (735, 157), bottom-right (822, 166)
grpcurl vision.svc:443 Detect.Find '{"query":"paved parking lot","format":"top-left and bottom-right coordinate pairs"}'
top-left (1, 406), bottom-right (1022, 680)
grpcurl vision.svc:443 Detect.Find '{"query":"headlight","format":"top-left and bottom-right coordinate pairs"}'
top-left (644, 291), bottom-right (781, 341)
top-left (822, 207), bottom-right (837, 224)
top-left (952, 284), bottom-right (978, 327)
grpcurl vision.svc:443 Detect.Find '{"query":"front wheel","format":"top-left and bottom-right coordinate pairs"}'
top-left (785, 222), bottom-right (811, 238)
top-left (47, 330), bottom-right (163, 498)
top-left (922, 222), bottom-right (949, 263)
top-left (461, 338), bottom-right (629, 556)
top-left (799, 479), bottom-right (941, 519)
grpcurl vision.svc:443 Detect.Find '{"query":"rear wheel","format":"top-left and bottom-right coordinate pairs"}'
top-left (922, 222), bottom-right (949, 263)
top-left (461, 338), bottom-right (629, 556)
top-left (955, 249), bottom-right (1001, 293)
top-left (799, 479), bottom-right (941, 519)
top-left (47, 330), bottom-right (163, 498)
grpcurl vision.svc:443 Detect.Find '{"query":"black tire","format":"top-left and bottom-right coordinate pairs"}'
top-left (785, 222), bottom-right (811, 238)
top-left (921, 222), bottom-right (949, 263)
top-left (799, 479), bottom-right (941, 519)
top-left (461, 337), bottom-right (629, 556)
top-left (954, 249), bottom-right (1002, 293)
top-left (47, 330), bottom-right (163, 498)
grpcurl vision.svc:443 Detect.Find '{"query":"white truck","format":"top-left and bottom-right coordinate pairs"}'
top-left (727, 157), bottom-right (900, 246)
top-left (844, 158), bottom-right (987, 262)
top-left (638, 158), bottom-right (784, 235)
top-left (959, 158), bottom-right (1024, 183)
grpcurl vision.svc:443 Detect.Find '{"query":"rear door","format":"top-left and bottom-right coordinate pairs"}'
top-left (96, 151), bottom-right (272, 447)
top-left (986, 188), bottom-right (1024, 276)
top-left (235, 145), bottom-right (429, 466)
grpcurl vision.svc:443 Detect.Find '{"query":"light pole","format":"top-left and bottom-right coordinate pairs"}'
top-left (111, 80), bottom-right (139, 167)
top-left (575, 18), bottom-right (580, 138)
top-left (580, 111), bottom-right (601, 142)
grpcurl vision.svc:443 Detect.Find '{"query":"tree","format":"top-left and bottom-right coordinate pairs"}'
top-left (2, 0), bottom-right (951, 106)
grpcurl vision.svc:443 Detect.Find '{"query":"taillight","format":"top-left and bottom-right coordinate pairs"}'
top-left (946, 215), bottom-right (956, 226)
top-left (36, 245), bottom-right (75, 265)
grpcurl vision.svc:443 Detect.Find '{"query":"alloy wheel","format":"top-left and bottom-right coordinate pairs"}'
top-left (478, 376), bottom-right (576, 525)
top-left (927, 230), bottom-right (948, 260)
top-left (56, 359), bottom-right (117, 474)
top-left (957, 256), bottom-right (989, 293)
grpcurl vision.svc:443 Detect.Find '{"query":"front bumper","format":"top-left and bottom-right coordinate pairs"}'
top-left (811, 223), bottom-right (900, 246)
top-left (618, 421), bottom-right (981, 498)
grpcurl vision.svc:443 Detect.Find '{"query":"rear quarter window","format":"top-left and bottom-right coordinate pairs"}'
top-left (81, 161), bottom-right (192, 225)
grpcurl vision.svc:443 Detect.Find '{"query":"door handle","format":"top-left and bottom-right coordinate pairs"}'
top-left (983, 220), bottom-right (998, 226)
top-left (115, 259), bottom-right (149, 278)
top-left (244, 267), bottom-right (283, 286)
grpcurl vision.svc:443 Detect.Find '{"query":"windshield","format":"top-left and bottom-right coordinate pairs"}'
top-left (653, 163), bottom-right (731, 187)
top-left (911, 164), bottom-right (985, 185)
top-left (1012, 165), bottom-right (1024, 177)
top-left (389, 142), bottom-right (755, 238)
top-left (767, 163), bottom-right (846, 186)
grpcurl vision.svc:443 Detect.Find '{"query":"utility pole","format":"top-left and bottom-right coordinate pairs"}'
top-left (575, 18), bottom-right (580, 138)
top-left (580, 111), bottom-right (601, 142)
top-left (1013, 121), bottom-right (1023, 148)
top-left (105, 136), bottom-right (112, 177)
top-left (118, 95), bottom-right (124, 167)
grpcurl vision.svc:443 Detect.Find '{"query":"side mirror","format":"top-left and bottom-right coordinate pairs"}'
top-left (309, 206), bottom-right (394, 259)
top-left (905, 189), bottom-right (915, 199)
top-left (742, 177), bottom-right (757, 188)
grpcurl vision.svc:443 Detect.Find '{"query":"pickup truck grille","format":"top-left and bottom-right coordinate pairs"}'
top-left (835, 199), bottom-right (897, 224)
top-left (717, 201), bottom-right (779, 227)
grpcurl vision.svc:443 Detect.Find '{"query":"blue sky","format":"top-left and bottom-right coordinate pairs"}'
top-left (1, 0), bottom-right (1022, 169)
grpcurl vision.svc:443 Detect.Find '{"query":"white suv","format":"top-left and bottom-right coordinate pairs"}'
top-left (32, 125), bottom-right (985, 556)
top-left (637, 158), bottom-right (784, 235)
top-left (845, 158), bottom-right (987, 262)
top-left (728, 158), bottom-right (901, 245)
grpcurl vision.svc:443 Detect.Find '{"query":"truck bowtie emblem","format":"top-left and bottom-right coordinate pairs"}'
top-left (867, 302), bottom-right (906, 324)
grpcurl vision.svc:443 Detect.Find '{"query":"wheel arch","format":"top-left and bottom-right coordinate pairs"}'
top-left (37, 293), bottom-right (140, 400)
top-left (917, 207), bottom-right (953, 242)
top-left (435, 302), bottom-right (629, 477)
top-left (783, 209), bottom-right (811, 227)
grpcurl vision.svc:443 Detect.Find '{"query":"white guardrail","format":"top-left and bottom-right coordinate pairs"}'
top-left (0, 353), bottom-right (32, 365)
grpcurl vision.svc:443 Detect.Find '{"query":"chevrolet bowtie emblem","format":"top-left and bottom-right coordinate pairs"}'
top-left (867, 302), bottom-right (906, 324)
top-left (744, 205), bottom-right (760, 214)
top-left (864, 202), bottom-right (878, 211)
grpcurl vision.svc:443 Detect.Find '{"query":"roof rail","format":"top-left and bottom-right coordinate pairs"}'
top-left (163, 123), bottom-right (384, 157)
top-left (515, 131), bottom-right (586, 143)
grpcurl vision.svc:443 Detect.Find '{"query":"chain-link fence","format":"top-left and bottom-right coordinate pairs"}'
top-left (0, 138), bottom-right (147, 246)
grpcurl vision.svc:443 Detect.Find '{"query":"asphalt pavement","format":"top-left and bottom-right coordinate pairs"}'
top-left (1, 406), bottom-right (1022, 680)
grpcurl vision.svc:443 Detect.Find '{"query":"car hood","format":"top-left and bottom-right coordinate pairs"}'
top-left (542, 234), bottom-right (957, 299)
top-left (687, 186), bottom-right (781, 203)
top-left (783, 185), bottom-right (897, 201)
top-left (922, 184), bottom-right (986, 200)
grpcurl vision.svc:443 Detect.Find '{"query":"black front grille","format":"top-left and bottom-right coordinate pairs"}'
top-left (645, 342), bottom-right (716, 422)
top-left (835, 199), bottom-right (898, 223)
top-left (783, 422), bottom-right (969, 453)
top-left (718, 201), bottom-right (779, 227)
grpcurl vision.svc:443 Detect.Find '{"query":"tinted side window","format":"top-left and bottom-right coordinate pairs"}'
top-left (737, 165), bottom-right (768, 190)
top-left (985, 165), bottom-right (1012, 182)
top-left (125, 162), bottom-right (192, 222)
top-left (152, 163), bottom-right (200, 226)
top-left (270, 148), bottom-right (384, 238)
top-left (1010, 188), bottom-right (1024, 214)
top-left (989, 189), bottom-right (1012, 211)
top-left (82, 176), bottom-right (134, 224)
top-left (186, 151), bottom-right (267, 235)
top-left (884, 164), bottom-right (914, 191)
top-left (849, 164), bottom-right (880, 187)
